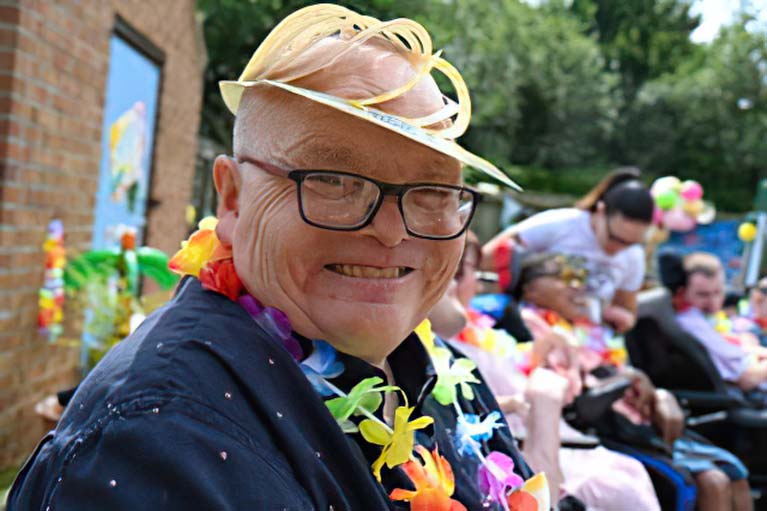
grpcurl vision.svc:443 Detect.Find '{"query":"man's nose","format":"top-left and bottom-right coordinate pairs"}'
top-left (362, 197), bottom-right (409, 247)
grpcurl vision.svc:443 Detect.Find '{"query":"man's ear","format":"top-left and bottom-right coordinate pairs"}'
top-left (213, 155), bottom-right (241, 248)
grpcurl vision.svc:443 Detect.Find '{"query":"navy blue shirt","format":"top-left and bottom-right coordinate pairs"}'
top-left (9, 278), bottom-right (530, 510)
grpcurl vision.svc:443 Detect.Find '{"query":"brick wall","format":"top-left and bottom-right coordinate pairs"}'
top-left (0, 0), bottom-right (204, 470)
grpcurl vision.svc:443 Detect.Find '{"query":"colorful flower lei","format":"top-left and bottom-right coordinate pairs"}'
top-left (38, 219), bottom-right (66, 342)
top-left (521, 303), bottom-right (627, 368)
top-left (169, 218), bottom-right (548, 511)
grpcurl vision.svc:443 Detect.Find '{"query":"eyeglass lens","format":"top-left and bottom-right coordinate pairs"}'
top-left (298, 172), bottom-right (474, 239)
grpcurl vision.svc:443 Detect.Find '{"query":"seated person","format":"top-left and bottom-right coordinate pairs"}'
top-left (742, 278), bottom-right (767, 344)
top-left (9, 6), bottom-right (536, 510)
top-left (747, 278), bottom-right (767, 328)
top-left (518, 252), bottom-right (752, 511)
top-left (483, 167), bottom-right (654, 333)
top-left (430, 233), bottom-right (661, 511)
top-left (666, 252), bottom-right (767, 392)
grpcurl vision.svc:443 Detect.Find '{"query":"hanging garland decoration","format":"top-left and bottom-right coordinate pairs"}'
top-left (38, 219), bottom-right (67, 343)
top-left (169, 218), bottom-right (549, 511)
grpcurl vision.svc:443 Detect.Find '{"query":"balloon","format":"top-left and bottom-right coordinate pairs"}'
top-left (651, 176), bottom-right (682, 196)
top-left (739, 223), bottom-right (757, 243)
top-left (682, 199), bottom-right (704, 217)
top-left (663, 208), bottom-right (696, 232)
top-left (696, 202), bottom-right (717, 224)
top-left (680, 180), bottom-right (703, 201)
top-left (653, 206), bottom-right (665, 226)
top-left (656, 190), bottom-right (679, 211)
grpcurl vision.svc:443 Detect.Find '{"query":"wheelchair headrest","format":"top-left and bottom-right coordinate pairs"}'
top-left (637, 287), bottom-right (676, 323)
top-left (627, 287), bottom-right (727, 393)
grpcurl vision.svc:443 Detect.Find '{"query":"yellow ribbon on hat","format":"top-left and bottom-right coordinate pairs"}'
top-left (218, 3), bottom-right (519, 189)
top-left (221, 4), bottom-right (470, 141)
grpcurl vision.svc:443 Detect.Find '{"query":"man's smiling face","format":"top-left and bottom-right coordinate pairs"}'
top-left (215, 39), bottom-right (464, 365)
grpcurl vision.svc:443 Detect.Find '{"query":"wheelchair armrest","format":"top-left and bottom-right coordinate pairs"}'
top-left (566, 376), bottom-right (631, 427)
top-left (672, 390), bottom-right (745, 412)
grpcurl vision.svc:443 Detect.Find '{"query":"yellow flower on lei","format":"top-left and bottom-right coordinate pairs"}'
top-left (360, 406), bottom-right (434, 481)
top-left (415, 319), bottom-right (437, 353)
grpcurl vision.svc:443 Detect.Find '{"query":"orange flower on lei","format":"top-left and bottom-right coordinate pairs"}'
top-left (169, 217), bottom-right (243, 299)
top-left (389, 446), bottom-right (467, 511)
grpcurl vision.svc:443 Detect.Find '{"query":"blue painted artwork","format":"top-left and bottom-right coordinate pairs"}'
top-left (91, 35), bottom-right (160, 250)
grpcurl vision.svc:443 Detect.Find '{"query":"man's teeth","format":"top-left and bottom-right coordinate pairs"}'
top-left (328, 264), bottom-right (409, 279)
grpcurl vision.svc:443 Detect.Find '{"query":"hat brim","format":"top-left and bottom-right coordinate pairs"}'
top-left (219, 79), bottom-right (520, 190)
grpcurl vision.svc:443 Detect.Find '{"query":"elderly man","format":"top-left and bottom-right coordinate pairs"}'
top-left (669, 252), bottom-right (767, 392)
top-left (9, 5), bottom-right (536, 511)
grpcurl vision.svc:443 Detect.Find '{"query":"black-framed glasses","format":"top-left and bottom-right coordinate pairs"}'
top-left (238, 158), bottom-right (480, 240)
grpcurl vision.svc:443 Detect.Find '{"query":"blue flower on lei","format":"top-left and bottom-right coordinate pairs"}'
top-left (300, 340), bottom-right (344, 396)
top-left (455, 411), bottom-right (505, 456)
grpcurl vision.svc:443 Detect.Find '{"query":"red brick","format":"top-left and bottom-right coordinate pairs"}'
top-left (0, 0), bottom-right (202, 471)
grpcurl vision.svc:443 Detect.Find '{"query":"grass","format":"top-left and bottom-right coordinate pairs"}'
top-left (0, 466), bottom-right (18, 510)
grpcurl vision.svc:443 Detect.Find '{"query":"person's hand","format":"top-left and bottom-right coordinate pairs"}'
top-left (621, 367), bottom-right (655, 420)
top-left (652, 389), bottom-right (685, 446)
top-left (497, 395), bottom-right (531, 417)
top-left (603, 304), bottom-right (636, 333)
top-left (525, 367), bottom-right (569, 408)
top-left (545, 344), bottom-right (582, 404)
top-left (737, 332), bottom-right (761, 350)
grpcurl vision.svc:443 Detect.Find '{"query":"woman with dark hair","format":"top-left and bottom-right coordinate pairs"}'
top-left (484, 167), bottom-right (655, 332)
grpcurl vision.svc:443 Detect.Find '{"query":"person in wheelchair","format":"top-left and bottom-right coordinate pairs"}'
top-left (429, 233), bottom-right (661, 511)
top-left (483, 167), bottom-right (654, 334)
top-left (667, 252), bottom-right (767, 392)
top-left (739, 277), bottom-right (767, 345)
top-left (508, 251), bottom-right (752, 511)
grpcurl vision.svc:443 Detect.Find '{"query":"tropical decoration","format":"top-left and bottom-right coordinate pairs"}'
top-left (390, 446), bottom-right (467, 511)
top-left (523, 304), bottom-right (627, 369)
top-left (457, 308), bottom-right (519, 357)
top-left (455, 412), bottom-right (505, 456)
top-left (64, 226), bottom-right (178, 369)
top-left (169, 218), bottom-right (548, 510)
top-left (66, 227), bottom-right (178, 295)
top-left (429, 345), bottom-right (480, 405)
top-left (650, 176), bottom-right (716, 233)
top-left (361, 405), bottom-right (435, 481)
top-left (38, 219), bottom-right (67, 342)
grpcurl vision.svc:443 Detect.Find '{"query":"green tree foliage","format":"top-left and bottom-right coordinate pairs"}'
top-left (570, 0), bottom-right (701, 100)
top-left (196, 0), bottom-right (428, 152)
top-left (196, 0), bottom-right (765, 212)
top-left (398, 0), bottom-right (619, 169)
top-left (569, 0), bottom-right (702, 159)
top-left (627, 23), bottom-right (767, 212)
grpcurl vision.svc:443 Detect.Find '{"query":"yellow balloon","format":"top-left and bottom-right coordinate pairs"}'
top-left (739, 223), bottom-right (757, 243)
top-left (682, 199), bottom-right (704, 216)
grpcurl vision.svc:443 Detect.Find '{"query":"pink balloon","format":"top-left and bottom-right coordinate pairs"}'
top-left (663, 208), bottom-right (696, 232)
top-left (653, 206), bottom-right (665, 226)
top-left (680, 180), bottom-right (703, 201)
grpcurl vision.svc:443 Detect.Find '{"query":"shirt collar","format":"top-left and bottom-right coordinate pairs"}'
top-left (317, 332), bottom-right (436, 415)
